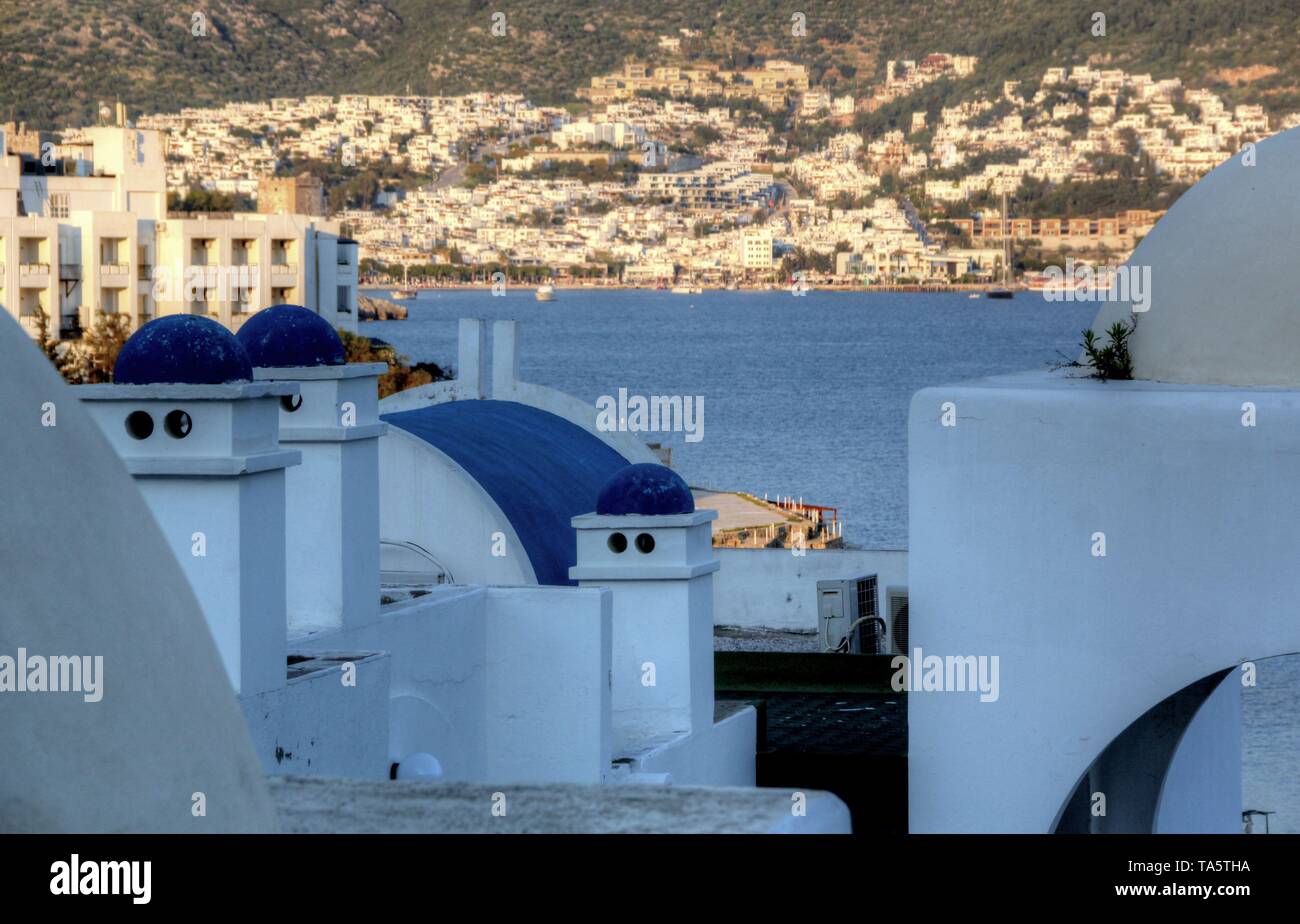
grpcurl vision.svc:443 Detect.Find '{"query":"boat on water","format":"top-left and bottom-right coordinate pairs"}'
top-left (987, 188), bottom-right (1016, 299)
top-left (670, 285), bottom-right (692, 295)
top-left (968, 292), bottom-right (982, 299)
top-left (392, 266), bottom-right (417, 300)
top-left (535, 283), bottom-right (556, 302)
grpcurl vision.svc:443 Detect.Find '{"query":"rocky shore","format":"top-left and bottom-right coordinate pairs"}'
top-left (358, 295), bottom-right (407, 321)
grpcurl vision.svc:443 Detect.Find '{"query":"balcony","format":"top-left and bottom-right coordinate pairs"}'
top-left (270, 262), bottom-right (298, 278)
top-left (100, 263), bottom-right (130, 287)
top-left (19, 263), bottom-right (50, 286)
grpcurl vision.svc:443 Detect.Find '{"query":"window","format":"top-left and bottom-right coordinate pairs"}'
top-left (49, 194), bottom-right (69, 219)
top-left (337, 285), bottom-right (351, 314)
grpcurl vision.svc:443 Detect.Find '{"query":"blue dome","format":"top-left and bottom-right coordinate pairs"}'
top-left (235, 304), bottom-right (345, 368)
top-left (114, 315), bottom-right (252, 385)
top-left (596, 463), bottom-right (694, 516)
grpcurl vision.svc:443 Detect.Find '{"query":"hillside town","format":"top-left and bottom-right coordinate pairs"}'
top-left (4, 46), bottom-right (1298, 340)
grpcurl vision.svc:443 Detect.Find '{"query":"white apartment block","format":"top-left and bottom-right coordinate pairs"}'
top-left (551, 120), bottom-right (646, 150)
top-left (735, 228), bottom-right (773, 270)
top-left (0, 125), bottom-right (357, 341)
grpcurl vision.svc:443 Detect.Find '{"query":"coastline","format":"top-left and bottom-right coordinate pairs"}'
top-left (362, 282), bottom-right (1026, 294)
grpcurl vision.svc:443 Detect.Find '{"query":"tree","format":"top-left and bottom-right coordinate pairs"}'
top-left (337, 329), bottom-right (450, 399)
top-left (31, 306), bottom-right (61, 364)
top-left (57, 311), bottom-right (132, 384)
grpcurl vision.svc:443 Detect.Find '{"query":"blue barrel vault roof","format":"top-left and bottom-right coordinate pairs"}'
top-left (382, 400), bottom-right (632, 586)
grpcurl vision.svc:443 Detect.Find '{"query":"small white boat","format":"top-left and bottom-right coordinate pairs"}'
top-left (670, 285), bottom-right (692, 295)
top-left (535, 283), bottom-right (556, 302)
top-left (968, 292), bottom-right (981, 299)
top-left (392, 266), bottom-right (417, 300)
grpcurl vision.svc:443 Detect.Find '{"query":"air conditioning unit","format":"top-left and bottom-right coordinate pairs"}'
top-left (885, 585), bottom-right (909, 655)
top-left (816, 574), bottom-right (883, 653)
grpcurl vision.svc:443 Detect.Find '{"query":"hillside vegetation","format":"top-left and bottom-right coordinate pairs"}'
top-left (2, 1), bottom-right (1298, 127)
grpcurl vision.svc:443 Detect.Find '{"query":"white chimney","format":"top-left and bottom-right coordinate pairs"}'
top-left (235, 304), bottom-right (387, 633)
top-left (78, 316), bottom-right (299, 696)
top-left (570, 464), bottom-right (718, 752)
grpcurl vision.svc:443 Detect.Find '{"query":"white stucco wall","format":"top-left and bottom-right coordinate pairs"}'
top-left (909, 369), bottom-right (1300, 832)
top-left (713, 547), bottom-right (908, 633)
top-left (139, 472), bottom-right (289, 697)
top-left (378, 427), bottom-right (535, 586)
top-left (263, 364), bottom-right (386, 634)
top-left (483, 586), bottom-right (613, 783)
top-left (290, 583), bottom-right (613, 785)
top-left (241, 652), bottom-right (391, 780)
top-left (0, 312), bottom-right (275, 832)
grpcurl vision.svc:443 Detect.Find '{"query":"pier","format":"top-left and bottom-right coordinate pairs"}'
top-left (693, 489), bottom-right (844, 550)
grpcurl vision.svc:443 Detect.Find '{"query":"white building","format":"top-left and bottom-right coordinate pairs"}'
top-left (0, 307), bottom-right (852, 833)
top-left (735, 227), bottom-right (774, 270)
top-left (908, 127), bottom-right (1300, 833)
top-left (0, 125), bottom-right (357, 340)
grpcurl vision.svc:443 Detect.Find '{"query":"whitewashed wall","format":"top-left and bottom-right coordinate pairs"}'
top-left (713, 547), bottom-right (907, 632)
top-left (908, 369), bottom-right (1300, 832)
top-left (378, 427), bottom-right (535, 586)
top-left (290, 583), bottom-right (612, 784)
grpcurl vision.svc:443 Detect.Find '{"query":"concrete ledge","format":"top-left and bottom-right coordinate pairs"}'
top-left (123, 448), bottom-right (301, 476)
top-left (254, 362), bottom-right (387, 381)
top-left (570, 560), bottom-right (720, 580)
top-left (573, 510), bottom-right (717, 529)
top-left (268, 776), bottom-right (851, 834)
top-left (78, 381), bottom-right (298, 400)
top-left (277, 422), bottom-right (388, 442)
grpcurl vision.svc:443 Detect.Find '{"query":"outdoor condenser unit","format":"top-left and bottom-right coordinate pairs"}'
top-left (885, 586), bottom-right (909, 656)
top-left (816, 574), bottom-right (883, 653)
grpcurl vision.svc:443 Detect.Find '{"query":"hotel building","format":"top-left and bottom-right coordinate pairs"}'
top-left (0, 124), bottom-right (357, 341)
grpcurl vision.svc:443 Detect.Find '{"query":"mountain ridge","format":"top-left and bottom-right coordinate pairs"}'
top-left (2, 0), bottom-right (1297, 128)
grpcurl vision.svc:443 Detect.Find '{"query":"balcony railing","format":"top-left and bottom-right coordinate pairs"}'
top-left (270, 262), bottom-right (298, 275)
top-left (20, 262), bottom-right (50, 274)
top-left (100, 262), bottom-right (130, 275)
